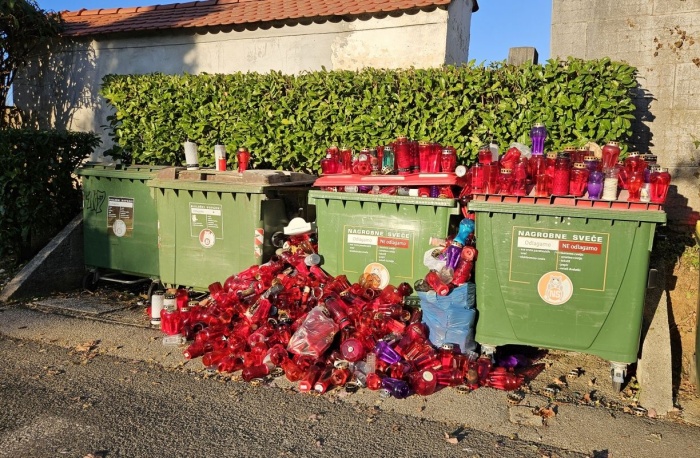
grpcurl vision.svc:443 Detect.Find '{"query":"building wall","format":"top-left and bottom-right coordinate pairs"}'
top-left (552, 0), bottom-right (700, 225)
top-left (14, 3), bottom-right (473, 156)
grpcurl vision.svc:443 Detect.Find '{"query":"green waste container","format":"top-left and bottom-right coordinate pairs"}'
top-left (76, 164), bottom-right (167, 287)
top-left (470, 196), bottom-right (666, 389)
top-left (150, 169), bottom-right (315, 291)
top-left (308, 190), bottom-right (461, 305)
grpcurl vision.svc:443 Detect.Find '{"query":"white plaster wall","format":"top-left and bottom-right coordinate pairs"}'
top-left (14, 8), bottom-right (473, 154)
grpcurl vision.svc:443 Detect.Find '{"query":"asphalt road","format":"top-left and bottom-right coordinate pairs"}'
top-left (0, 335), bottom-right (585, 458)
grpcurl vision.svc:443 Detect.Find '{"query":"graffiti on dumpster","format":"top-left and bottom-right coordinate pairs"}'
top-left (84, 190), bottom-right (106, 214)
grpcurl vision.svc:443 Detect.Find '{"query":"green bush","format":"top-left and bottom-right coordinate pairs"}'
top-left (0, 129), bottom-right (101, 259)
top-left (100, 58), bottom-right (638, 173)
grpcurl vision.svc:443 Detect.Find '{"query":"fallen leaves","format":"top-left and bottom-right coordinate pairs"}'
top-left (444, 432), bottom-right (459, 444)
top-left (74, 340), bottom-right (100, 353)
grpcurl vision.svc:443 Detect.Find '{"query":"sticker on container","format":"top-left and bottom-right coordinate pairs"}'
top-left (537, 271), bottom-right (573, 305)
top-left (343, 225), bottom-right (415, 280)
top-left (107, 197), bottom-right (134, 237)
top-left (112, 219), bottom-right (127, 237)
top-left (254, 228), bottom-right (264, 258)
top-left (190, 203), bottom-right (223, 242)
top-left (363, 262), bottom-right (390, 289)
top-left (199, 228), bottom-right (216, 248)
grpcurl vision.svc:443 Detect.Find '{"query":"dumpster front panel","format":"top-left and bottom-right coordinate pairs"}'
top-left (472, 201), bottom-right (664, 363)
top-left (310, 191), bottom-right (460, 291)
top-left (154, 185), bottom-right (301, 291)
top-left (80, 170), bottom-right (161, 278)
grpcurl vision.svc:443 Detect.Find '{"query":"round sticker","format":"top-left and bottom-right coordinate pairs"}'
top-left (537, 271), bottom-right (573, 305)
top-left (199, 228), bottom-right (216, 248)
top-left (113, 219), bottom-right (127, 237)
top-left (363, 262), bottom-right (390, 289)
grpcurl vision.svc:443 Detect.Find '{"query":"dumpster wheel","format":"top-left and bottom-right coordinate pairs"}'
top-left (82, 270), bottom-right (100, 292)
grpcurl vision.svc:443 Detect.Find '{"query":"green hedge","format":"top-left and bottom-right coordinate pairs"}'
top-left (0, 129), bottom-right (101, 259)
top-left (100, 58), bottom-right (638, 172)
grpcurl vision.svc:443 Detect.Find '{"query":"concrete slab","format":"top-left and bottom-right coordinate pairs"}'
top-left (0, 214), bottom-right (84, 303)
top-left (638, 273), bottom-right (675, 415)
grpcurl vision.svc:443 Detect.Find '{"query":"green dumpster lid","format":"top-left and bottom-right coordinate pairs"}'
top-left (148, 168), bottom-right (316, 193)
top-left (308, 189), bottom-right (460, 210)
top-left (468, 195), bottom-right (666, 224)
top-left (75, 163), bottom-right (169, 180)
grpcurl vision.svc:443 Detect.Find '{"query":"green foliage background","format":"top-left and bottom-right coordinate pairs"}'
top-left (0, 129), bottom-right (100, 258)
top-left (100, 58), bottom-right (638, 173)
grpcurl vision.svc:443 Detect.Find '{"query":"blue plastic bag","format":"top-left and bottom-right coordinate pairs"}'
top-left (418, 282), bottom-right (477, 352)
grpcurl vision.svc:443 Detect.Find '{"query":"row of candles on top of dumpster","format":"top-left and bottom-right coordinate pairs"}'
top-left (473, 141), bottom-right (671, 203)
top-left (320, 138), bottom-right (459, 176)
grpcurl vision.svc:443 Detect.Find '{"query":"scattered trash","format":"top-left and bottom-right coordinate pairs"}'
top-left (152, 228), bottom-right (533, 399)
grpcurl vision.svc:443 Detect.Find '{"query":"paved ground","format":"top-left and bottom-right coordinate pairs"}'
top-left (0, 296), bottom-right (700, 457)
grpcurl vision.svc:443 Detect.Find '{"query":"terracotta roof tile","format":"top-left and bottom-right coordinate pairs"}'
top-left (59, 0), bottom-right (477, 37)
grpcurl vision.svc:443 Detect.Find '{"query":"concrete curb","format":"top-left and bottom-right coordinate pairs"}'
top-left (0, 214), bottom-right (84, 302)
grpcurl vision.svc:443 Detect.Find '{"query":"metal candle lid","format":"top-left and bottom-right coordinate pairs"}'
top-left (573, 162), bottom-right (587, 169)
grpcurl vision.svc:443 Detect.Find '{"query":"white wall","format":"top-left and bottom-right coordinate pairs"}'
top-left (14, 5), bottom-right (473, 155)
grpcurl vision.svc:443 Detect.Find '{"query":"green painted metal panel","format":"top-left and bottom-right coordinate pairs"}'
top-left (76, 164), bottom-right (166, 278)
top-left (309, 190), bottom-right (461, 303)
top-left (151, 180), bottom-right (311, 291)
top-left (470, 200), bottom-right (666, 363)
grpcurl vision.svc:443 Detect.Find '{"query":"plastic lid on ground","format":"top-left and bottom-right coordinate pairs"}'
top-left (284, 217), bottom-right (316, 235)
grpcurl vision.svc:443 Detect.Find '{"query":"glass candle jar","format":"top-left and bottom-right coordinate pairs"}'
top-left (587, 170), bottom-right (604, 200)
top-left (602, 167), bottom-right (619, 201)
top-left (512, 159), bottom-right (528, 196)
top-left (411, 140), bottom-right (420, 173)
top-left (478, 145), bottom-right (493, 164)
top-left (484, 163), bottom-right (500, 194)
top-left (530, 123), bottom-right (547, 156)
top-left (418, 141), bottom-right (432, 173)
top-left (563, 146), bottom-right (577, 162)
top-left (440, 147), bottom-right (458, 173)
top-left (615, 160), bottom-right (628, 190)
top-left (369, 147), bottom-right (380, 175)
top-left (627, 170), bottom-right (644, 202)
top-left (339, 147), bottom-right (353, 174)
top-left (569, 162), bottom-right (589, 197)
top-left (470, 163), bottom-right (485, 193)
top-left (551, 154), bottom-right (571, 196)
top-left (545, 151), bottom-right (558, 195)
top-left (624, 151), bottom-right (646, 175)
top-left (236, 147), bottom-right (251, 173)
top-left (382, 145), bottom-right (395, 174)
top-left (320, 152), bottom-right (339, 175)
top-left (497, 168), bottom-right (514, 195)
top-left (394, 137), bottom-right (411, 175)
top-left (574, 146), bottom-right (589, 164)
top-left (649, 167), bottom-right (671, 204)
top-left (642, 154), bottom-right (657, 183)
top-left (583, 155), bottom-right (599, 174)
top-left (528, 154), bottom-right (546, 185)
top-left (602, 141), bottom-right (621, 169)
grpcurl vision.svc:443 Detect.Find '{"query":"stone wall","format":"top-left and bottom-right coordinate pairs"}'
top-left (551, 0), bottom-right (700, 225)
